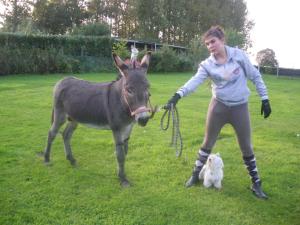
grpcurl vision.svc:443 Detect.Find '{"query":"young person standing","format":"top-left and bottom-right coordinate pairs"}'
top-left (165, 26), bottom-right (271, 199)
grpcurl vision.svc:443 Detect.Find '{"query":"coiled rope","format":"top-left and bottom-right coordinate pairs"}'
top-left (160, 105), bottom-right (183, 157)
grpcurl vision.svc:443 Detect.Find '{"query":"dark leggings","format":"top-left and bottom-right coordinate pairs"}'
top-left (201, 98), bottom-right (254, 157)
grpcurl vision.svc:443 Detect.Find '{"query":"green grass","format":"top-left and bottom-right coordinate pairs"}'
top-left (0, 73), bottom-right (299, 225)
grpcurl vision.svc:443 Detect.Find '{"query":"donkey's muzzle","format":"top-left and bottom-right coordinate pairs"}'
top-left (137, 116), bottom-right (149, 127)
top-left (133, 107), bottom-right (150, 126)
top-left (133, 106), bottom-right (158, 126)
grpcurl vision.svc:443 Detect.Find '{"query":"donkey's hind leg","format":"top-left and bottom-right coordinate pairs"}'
top-left (44, 109), bottom-right (66, 164)
top-left (62, 121), bottom-right (78, 165)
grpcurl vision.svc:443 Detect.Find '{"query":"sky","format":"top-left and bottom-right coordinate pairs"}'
top-left (245, 0), bottom-right (300, 69)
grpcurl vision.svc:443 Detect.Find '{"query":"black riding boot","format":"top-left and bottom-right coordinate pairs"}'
top-left (185, 169), bottom-right (201, 188)
top-left (185, 148), bottom-right (211, 188)
top-left (251, 181), bottom-right (268, 199)
top-left (243, 155), bottom-right (268, 199)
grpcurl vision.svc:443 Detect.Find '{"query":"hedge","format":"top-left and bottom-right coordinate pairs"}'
top-left (0, 32), bottom-right (114, 75)
top-left (0, 32), bottom-right (197, 75)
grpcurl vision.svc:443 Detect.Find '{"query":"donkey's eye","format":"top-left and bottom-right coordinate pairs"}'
top-left (126, 88), bottom-right (134, 94)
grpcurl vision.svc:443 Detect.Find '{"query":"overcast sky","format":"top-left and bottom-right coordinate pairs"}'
top-left (246, 0), bottom-right (300, 68)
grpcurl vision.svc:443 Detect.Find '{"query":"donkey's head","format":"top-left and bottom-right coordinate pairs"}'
top-left (113, 52), bottom-right (153, 126)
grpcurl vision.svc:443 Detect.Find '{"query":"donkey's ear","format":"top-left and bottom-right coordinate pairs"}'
top-left (140, 51), bottom-right (151, 70)
top-left (112, 52), bottom-right (129, 77)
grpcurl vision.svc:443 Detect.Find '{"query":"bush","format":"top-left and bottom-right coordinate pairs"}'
top-left (0, 32), bottom-right (202, 74)
top-left (112, 40), bottom-right (130, 60)
top-left (176, 54), bottom-right (193, 72)
top-left (187, 37), bottom-right (209, 70)
top-left (77, 56), bottom-right (114, 73)
top-left (0, 32), bottom-right (113, 75)
top-left (149, 46), bottom-right (192, 72)
top-left (0, 46), bottom-right (80, 74)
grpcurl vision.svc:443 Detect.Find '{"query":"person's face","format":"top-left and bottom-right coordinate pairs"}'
top-left (204, 36), bottom-right (225, 55)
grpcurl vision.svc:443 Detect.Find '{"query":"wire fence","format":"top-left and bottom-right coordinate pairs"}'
top-left (256, 65), bottom-right (300, 77)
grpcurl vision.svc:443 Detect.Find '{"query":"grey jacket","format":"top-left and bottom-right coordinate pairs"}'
top-left (177, 46), bottom-right (268, 106)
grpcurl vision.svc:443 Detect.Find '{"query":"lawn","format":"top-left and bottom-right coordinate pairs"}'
top-left (0, 72), bottom-right (299, 225)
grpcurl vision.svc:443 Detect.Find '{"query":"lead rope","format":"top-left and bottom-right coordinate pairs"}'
top-left (160, 104), bottom-right (183, 157)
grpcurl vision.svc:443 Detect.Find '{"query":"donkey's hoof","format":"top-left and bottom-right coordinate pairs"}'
top-left (66, 156), bottom-right (77, 166)
top-left (121, 179), bottom-right (131, 188)
top-left (37, 152), bottom-right (44, 157)
top-left (44, 156), bottom-right (50, 164)
top-left (69, 158), bottom-right (77, 166)
top-left (44, 160), bottom-right (52, 166)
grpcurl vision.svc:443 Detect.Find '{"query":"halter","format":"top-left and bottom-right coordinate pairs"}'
top-left (121, 86), bottom-right (152, 117)
top-left (119, 60), bottom-right (157, 118)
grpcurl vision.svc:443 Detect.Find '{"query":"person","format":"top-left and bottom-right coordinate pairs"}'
top-left (130, 45), bottom-right (139, 62)
top-left (165, 25), bottom-right (271, 199)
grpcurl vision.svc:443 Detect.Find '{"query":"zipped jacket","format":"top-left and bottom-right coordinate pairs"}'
top-left (177, 46), bottom-right (268, 106)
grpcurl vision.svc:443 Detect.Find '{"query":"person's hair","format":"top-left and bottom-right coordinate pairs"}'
top-left (202, 25), bottom-right (225, 42)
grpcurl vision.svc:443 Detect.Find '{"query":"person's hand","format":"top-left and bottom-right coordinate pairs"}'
top-left (261, 99), bottom-right (271, 118)
top-left (164, 93), bottom-right (181, 110)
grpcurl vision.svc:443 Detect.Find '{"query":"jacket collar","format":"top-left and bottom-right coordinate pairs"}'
top-left (209, 45), bottom-right (233, 65)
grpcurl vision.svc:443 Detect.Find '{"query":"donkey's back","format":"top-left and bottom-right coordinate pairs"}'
top-left (54, 76), bottom-right (111, 127)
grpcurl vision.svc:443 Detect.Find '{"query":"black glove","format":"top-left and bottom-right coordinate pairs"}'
top-left (164, 93), bottom-right (181, 110)
top-left (261, 99), bottom-right (271, 118)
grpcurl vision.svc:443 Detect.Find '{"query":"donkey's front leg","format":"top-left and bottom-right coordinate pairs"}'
top-left (113, 125), bottom-right (133, 187)
top-left (115, 143), bottom-right (129, 187)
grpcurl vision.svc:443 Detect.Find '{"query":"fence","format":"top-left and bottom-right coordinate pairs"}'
top-left (257, 65), bottom-right (300, 77)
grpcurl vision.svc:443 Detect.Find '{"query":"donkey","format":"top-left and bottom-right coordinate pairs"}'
top-left (42, 52), bottom-right (155, 187)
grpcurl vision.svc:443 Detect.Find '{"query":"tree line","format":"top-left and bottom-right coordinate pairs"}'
top-left (0, 0), bottom-right (253, 48)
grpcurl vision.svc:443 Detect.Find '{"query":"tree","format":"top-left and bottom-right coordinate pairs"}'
top-left (188, 37), bottom-right (209, 69)
top-left (135, 0), bottom-right (251, 47)
top-left (32, 0), bottom-right (86, 34)
top-left (70, 22), bottom-right (110, 36)
top-left (225, 28), bottom-right (246, 49)
top-left (87, 0), bottom-right (137, 38)
top-left (86, 0), bottom-right (105, 22)
top-left (256, 48), bottom-right (278, 67)
top-left (0, 0), bottom-right (33, 32)
top-left (136, 0), bottom-right (164, 42)
top-left (2, 0), bottom-right (252, 48)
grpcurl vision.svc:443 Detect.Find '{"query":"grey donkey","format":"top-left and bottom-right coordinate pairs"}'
top-left (42, 52), bottom-right (156, 187)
